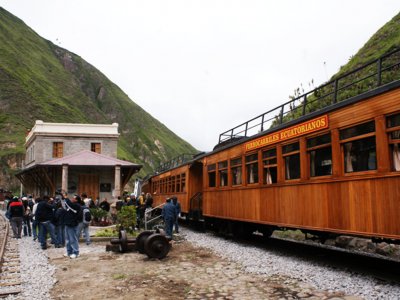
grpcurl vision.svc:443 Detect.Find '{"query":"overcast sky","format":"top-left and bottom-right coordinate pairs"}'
top-left (1, 1), bottom-right (400, 151)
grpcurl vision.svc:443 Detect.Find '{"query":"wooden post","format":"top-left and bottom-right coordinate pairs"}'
top-left (114, 165), bottom-right (121, 198)
top-left (62, 164), bottom-right (69, 194)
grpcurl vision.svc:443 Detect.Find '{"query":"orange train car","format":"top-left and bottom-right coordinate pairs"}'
top-left (142, 154), bottom-right (203, 219)
top-left (144, 49), bottom-right (400, 242)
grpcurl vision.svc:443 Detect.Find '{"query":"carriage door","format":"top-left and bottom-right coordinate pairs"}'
top-left (78, 174), bottom-right (99, 200)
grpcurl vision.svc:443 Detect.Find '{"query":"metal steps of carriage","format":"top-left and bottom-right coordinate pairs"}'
top-left (0, 234), bottom-right (22, 297)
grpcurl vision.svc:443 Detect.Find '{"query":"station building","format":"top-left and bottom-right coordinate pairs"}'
top-left (16, 120), bottom-right (141, 200)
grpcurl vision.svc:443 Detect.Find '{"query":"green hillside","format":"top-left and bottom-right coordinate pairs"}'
top-left (0, 7), bottom-right (196, 191)
top-left (338, 12), bottom-right (400, 75)
top-left (271, 12), bottom-right (400, 128)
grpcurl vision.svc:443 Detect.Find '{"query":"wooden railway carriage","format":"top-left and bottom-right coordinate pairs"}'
top-left (145, 49), bottom-right (400, 242)
top-left (143, 155), bottom-right (203, 218)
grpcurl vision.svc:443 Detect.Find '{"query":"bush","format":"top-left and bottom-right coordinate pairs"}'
top-left (90, 207), bottom-right (109, 225)
top-left (116, 206), bottom-right (136, 232)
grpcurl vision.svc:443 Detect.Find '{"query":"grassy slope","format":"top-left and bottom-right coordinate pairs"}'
top-left (337, 12), bottom-right (400, 75)
top-left (277, 12), bottom-right (400, 125)
top-left (0, 7), bottom-right (196, 188)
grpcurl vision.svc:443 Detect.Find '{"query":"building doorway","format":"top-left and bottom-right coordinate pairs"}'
top-left (78, 174), bottom-right (99, 200)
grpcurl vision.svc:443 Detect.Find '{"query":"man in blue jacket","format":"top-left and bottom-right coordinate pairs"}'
top-left (172, 196), bottom-right (181, 234)
top-left (161, 198), bottom-right (177, 239)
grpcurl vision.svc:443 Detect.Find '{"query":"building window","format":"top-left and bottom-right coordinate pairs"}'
top-left (340, 121), bottom-right (376, 173)
top-left (307, 133), bottom-right (332, 177)
top-left (53, 142), bottom-right (63, 158)
top-left (208, 164), bottom-right (216, 187)
top-left (387, 113), bottom-right (400, 171)
top-left (231, 158), bottom-right (242, 186)
top-left (245, 153), bottom-right (259, 184)
top-left (262, 148), bottom-right (277, 184)
top-left (91, 143), bottom-right (101, 153)
top-left (218, 161), bottom-right (228, 187)
top-left (283, 142), bottom-right (300, 180)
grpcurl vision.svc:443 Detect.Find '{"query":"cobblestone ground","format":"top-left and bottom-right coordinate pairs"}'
top-left (48, 239), bottom-right (362, 300)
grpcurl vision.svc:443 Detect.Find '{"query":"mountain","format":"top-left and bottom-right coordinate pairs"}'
top-left (273, 12), bottom-right (400, 127)
top-left (337, 11), bottom-right (400, 75)
top-left (0, 7), bottom-right (196, 191)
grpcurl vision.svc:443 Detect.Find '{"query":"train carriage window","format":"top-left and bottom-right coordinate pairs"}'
top-left (340, 121), bottom-right (376, 173)
top-left (262, 148), bottom-right (277, 184)
top-left (171, 176), bottom-right (176, 193)
top-left (231, 158), bottom-right (242, 186)
top-left (245, 153), bottom-right (259, 184)
top-left (307, 133), bottom-right (332, 177)
top-left (153, 180), bottom-right (157, 194)
top-left (282, 142), bottom-right (300, 180)
top-left (218, 161), bottom-right (228, 187)
top-left (208, 164), bottom-right (216, 187)
top-left (167, 177), bottom-right (171, 193)
top-left (176, 174), bottom-right (181, 192)
top-left (387, 113), bottom-right (400, 171)
top-left (181, 173), bottom-right (186, 192)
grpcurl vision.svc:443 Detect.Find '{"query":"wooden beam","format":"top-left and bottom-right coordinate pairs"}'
top-left (121, 167), bottom-right (136, 188)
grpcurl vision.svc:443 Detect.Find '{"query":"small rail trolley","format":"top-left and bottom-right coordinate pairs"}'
top-left (143, 48), bottom-right (400, 242)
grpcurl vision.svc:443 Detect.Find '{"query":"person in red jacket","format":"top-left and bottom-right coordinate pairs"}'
top-left (7, 196), bottom-right (25, 238)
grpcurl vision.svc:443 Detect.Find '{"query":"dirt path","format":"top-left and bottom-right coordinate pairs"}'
top-left (46, 239), bottom-right (361, 300)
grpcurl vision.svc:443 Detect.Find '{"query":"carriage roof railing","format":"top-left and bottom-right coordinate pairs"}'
top-left (155, 153), bottom-right (196, 174)
top-left (218, 48), bottom-right (400, 144)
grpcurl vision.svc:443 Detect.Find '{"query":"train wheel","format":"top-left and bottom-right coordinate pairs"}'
top-left (144, 233), bottom-right (171, 259)
top-left (118, 230), bottom-right (128, 253)
top-left (232, 222), bottom-right (253, 239)
top-left (261, 227), bottom-right (274, 239)
top-left (136, 231), bottom-right (153, 254)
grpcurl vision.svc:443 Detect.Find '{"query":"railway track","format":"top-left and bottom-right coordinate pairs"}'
top-left (183, 222), bottom-right (400, 284)
top-left (0, 214), bottom-right (21, 298)
top-left (240, 232), bottom-right (400, 283)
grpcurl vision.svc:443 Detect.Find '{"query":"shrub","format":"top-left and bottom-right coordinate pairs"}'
top-left (116, 205), bottom-right (136, 232)
top-left (90, 207), bottom-right (109, 225)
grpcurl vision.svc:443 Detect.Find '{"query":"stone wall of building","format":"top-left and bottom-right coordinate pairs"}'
top-left (25, 136), bottom-right (118, 168)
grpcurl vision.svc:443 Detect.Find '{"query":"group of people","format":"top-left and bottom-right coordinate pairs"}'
top-left (5, 192), bottom-right (92, 259)
top-left (5, 190), bottom-right (182, 256)
top-left (114, 192), bottom-right (154, 229)
top-left (161, 196), bottom-right (181, 238)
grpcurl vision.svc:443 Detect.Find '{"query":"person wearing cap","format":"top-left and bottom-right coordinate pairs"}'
top-left (7, 196), bottom-right (24, 238)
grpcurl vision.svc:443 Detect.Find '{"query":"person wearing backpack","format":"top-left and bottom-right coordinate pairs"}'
top-left (7, 196), bottom-right (24, 238)
top-left (78, 201), bottom-right (92, 245)
top-left (63, 193), bottom-right (82, 259)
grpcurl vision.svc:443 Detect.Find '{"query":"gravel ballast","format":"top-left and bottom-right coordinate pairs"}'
top-left (184, 230), bottom-right (400, 299)
top-left (3, 228), bottom-right (400, 299)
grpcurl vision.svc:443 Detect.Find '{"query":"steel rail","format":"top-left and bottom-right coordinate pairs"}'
top-left (0, 213), bottom-right (9, 273)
